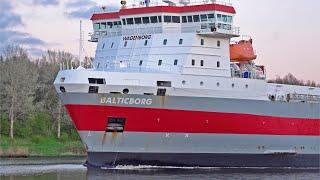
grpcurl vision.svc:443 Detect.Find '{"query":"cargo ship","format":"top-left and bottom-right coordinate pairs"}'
top-left (54, 0), bottom-right (320, 168)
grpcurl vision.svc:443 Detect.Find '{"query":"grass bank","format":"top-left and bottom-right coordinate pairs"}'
top-left (0, 136), bottom-right (86, 157)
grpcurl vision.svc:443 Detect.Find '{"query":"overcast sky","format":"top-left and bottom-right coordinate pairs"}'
top-left (0, 0), bottom-right (319, 82)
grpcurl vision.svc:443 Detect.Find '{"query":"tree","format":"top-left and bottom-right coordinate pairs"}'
top-left (1, 46), bottom-right (38, 139)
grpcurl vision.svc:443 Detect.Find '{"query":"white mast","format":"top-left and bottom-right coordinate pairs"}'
top-left (79, 20), bottom-right (84, 67)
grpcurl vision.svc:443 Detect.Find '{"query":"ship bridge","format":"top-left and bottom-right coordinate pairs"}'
top-left (90, 0), bottom-right (239, 42)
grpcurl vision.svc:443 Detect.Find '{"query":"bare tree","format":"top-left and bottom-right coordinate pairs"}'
top-left (2, 46), bottom-right (38, 139)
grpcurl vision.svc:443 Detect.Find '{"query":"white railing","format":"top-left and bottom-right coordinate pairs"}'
top-left (127, 0), bottom-right (232, 8)
top-left (96, 59), bottom-right (183, 73)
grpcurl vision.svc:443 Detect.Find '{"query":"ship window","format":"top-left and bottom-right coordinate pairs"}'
top-left (182, 80), bottom-right (186, 85)
top-left (158, 60), bottom-right (162, 66)
top-left (97, 63), bottom-right (100, 68)
top-left (164, 16), bottom-right (171, 23)
top-left (208, 13), bottom-right (215, 21)
top-left (110, 42), bottom-right (114, 48)
top-left (142, 17), bottom-right (150, 24)
top-left (217, 14), bottom-right (222, 21)
top-left (157, 88), bottom-right (166, 96)
top-left (100, 22), bottom-right (106, 29)
top-left (172, 16), bottom-right (180, 23)
top-left (200, 14), bottom-right (208, 22)
top-left (182, 16), bottom-right (187, 23)
top-left (157, 81), bottom-right (171, 87)
top-left (201, 39), bottom-right (204, 45)
top-left (200, 81), bottom-right (204, 86)
top-left (200, 60), bottom-right (204, 66)
top-left (174, 59), bottom-right (178, 65)
top-left (245, 84), bottom-right (249, 88)
top-left (187, 16), bottom-right (193, 22)
top-left (124, 41), bottom-right (127, 47)
top-left (150, 16), bottom-right (158, 23)
top-left (126, 18), bottom-right (134, 25)
top-left (88, 78), bottom-right (106, 84)
top-left (179, 39), bottom-right (183, 45)
top-left (193, 15), bottom-right (200, 22)
top-left (94, 23), bottom-right (100, 29)
top-left (106, 117), bottom-right (126, 133)
top-left (192, 59), bottom-right (195, 66)
top-left (134, 17), bottom-right (142, 24)
top-left (144, 40), bottom-right (148, 46)
top-left (217, 61), bottom-right (220, 68)
top-left (59, 86), bottom-right (66, 93)
top-left (139, 60), bottom-right (143, 66)
top-left (232, 83), bottom-right (235, 88)
top-left (163, 39), bottom-right (167, 45)
top-left (107, 22), bottom-right (113, 28)
top-left (102, 43), bottom-right (105, 49)
top-left (122, 19), bottom-right (126, 25)
top-left (158, 16), bottom-right (162, 22)
top-left (217, 82), bottom-right (220, 87)
top-left (217, 40), bottom-right (221, 47)
top-left (88, 86), bottom-right (99, 93)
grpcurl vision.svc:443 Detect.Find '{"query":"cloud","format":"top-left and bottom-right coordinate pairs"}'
top-left (0, 30), bottom-right (46, 46)
top-left (0, 0), bottom-right (24, 29)
top-left (65, 0), bottom-right (119, 19)
top-left (65, 0), bottom-right (96, 8)
top-left (32, 0), bottom-right (59, 6)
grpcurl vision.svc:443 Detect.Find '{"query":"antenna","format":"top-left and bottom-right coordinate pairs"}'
top-left (79, 20), bottom-right (84, 67)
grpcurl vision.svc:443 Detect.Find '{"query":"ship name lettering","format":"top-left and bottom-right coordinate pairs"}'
top-left (123, 35), bottom-right (151, 41)
top-left (100, 97), bottom-right (152, 105)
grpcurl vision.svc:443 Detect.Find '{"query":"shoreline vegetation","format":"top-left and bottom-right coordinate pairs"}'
top-left (0, 46), bottom-right (319, 157)
top-left (0, 46), bottom-right (91, 157)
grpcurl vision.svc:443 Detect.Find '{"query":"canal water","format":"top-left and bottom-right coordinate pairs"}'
top-left (0, 158), bottom-right (319, 180)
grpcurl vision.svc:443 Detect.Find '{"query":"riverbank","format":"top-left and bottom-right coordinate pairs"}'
top-left (0, 136), bottom-right (86, 157)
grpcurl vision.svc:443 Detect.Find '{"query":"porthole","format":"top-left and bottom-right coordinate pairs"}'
top-left (123, 88), bottom-right (129, 94)
top-left (59, 86), bottom-right (66, 93)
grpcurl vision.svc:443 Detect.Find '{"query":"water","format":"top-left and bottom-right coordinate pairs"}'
top-left (0, 158), bottom-right (319, 180)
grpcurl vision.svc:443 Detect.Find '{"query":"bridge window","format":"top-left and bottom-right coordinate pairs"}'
top-left (88, 86), bottom-right (99, 93)
top-left (94, 23), bottom-right (100, 29)
top-left (163, 39), bottom-right (167, 45)
top-left (192, 59), bottom-right (195, 66)
top-left (193, 15), bottom-right (200, 22)
top-left (179, 39), bottom-right (183, 45)
top-left (158, 16), bottom-right (162, 22)
top-left (100, 22), bottom-right (106, 29)
top-left (208, 14), bottom-right (215, 21)
top-left (150, 16), bottom-right (158, 23)
top-left (200, 14), bottom-right (208, 22)
top-left (200, 60), bottom-right (204, 66)
top-left (174, 59), bottom-right (178, 65)
top-left (217, 14), bottom-right (222, 21)
top-left (126, 18), bottom-right (134, 25)
top-left (172, 16), bottom-right (180, 23)
top-left (187, 16), bottom-right (193, 22)
top-left (134, 17), bottom-right (142, 24)
top-left (201, 39), bottom-right (204, 45)
top-left (182, 16), bottom-right (187, 23)
top-left (122, 19), bottom-right (126, 25)
top-left (142, 17), bottom-right (150, 24)
top-left (164, 16), bottom-right (171, 23)
top-left (158, 60), bottom-right (162, 66)
top-left (107, 22), bottom-right (113, 28)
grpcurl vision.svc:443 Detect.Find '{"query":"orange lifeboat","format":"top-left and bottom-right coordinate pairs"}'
top-left (230, 39), bottom-right (257, 62)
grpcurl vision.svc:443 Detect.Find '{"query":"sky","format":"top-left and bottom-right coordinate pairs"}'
top-left (0, 0), bottom-right (319, 82)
